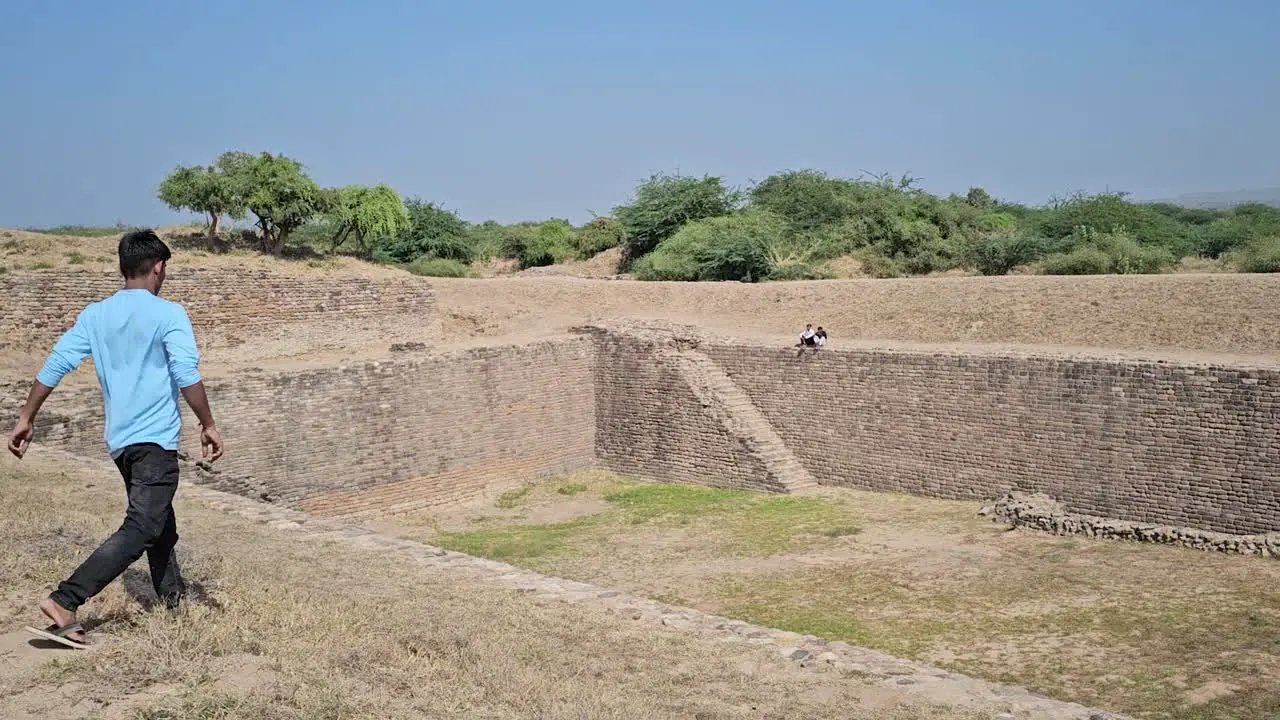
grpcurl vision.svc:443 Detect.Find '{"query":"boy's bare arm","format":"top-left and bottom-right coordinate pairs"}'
top-left (7, 381), bottom-right (55, 459)
top-left (179, 381), bottom-right (224, 462)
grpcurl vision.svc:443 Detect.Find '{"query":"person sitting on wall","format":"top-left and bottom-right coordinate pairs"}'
top-left (814, 327), bottom-right (828, 348)
top-left (797, 324), bottom-right (817, 348)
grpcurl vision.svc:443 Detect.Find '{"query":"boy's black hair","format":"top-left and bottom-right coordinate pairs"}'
top-left (118, 229), bottom-right (172, 279)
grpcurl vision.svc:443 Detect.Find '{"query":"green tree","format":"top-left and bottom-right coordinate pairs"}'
top-left (633, 211), bottom-right (787, 282)
top-left (748, 170), bottom-right (859, 233)
top-left (156, 164), bottom-right (246, 236)
top-left (375, 199), bottom-right (472, 263)
top-left (520, 219), bottom-right (575, 269)
top-left (965, 187), bottom-right (995, 209)
top-left (328, 184), bottom-right (409, 255)
top-left (1031, 192), bottom-right (1192, 255)
top-left (233, 152), bottom-right (328, 255)
top-left (574, 216), bottom-right (624, 257)
top-left (614, 173), bottom-right (742, 268)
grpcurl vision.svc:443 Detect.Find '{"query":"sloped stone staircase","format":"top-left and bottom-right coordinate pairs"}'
top-left (661, 345), bottom-right (819, 494)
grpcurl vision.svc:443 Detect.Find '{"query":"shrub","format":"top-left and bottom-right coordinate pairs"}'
top-left (971, 234), bottom-right (1046, 276)
top-left (634, 211), bottom-right (786, 282)
top-left (978, 212), bottom-right (1018, 232)
top-left (1091, 232), bottom-right (1176, 274)
top-left (748, 169), bottom-right (861, 233)
top-left (375, 199), bottom-right (471, 264)
top-left (1231, 236), bottom-right (1280, 273)
top-left (519, 219), bottom-right (576, 269)
top-left (1040, 247), bottom-right (1111, 275)
top-left (574, 216), bottom-right (624, 258)
top-left (631, 249), bottom-right (700, 281)
top-left (290, 219), bottom-right (338, 251)
top-left (496, 223), bottom-right (540, 261)
top-left (404, 257), bottom-right (472, 278)
top-left (614, 173), bottom-right (742, 268)
top-left (852, 249), bottom-right (904, 279)
top-left (1031, 192), bottom-right (1192, 255)
top-left (900, 235), bottom-right (969, 275)
top-left (697, 234), bottom-right (773, 282)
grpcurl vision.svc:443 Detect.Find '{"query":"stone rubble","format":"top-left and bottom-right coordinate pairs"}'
top-left (179, 477), bottom-right (1128, 720)
top-left (990, 491), bottom-right (1280, 558)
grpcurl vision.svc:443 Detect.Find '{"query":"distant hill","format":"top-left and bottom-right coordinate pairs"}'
top-left (1150, 188), bottom-right (1280, 209)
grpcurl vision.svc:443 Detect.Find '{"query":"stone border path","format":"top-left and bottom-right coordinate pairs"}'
top-left (180, 481), bottom-right (1125, 720)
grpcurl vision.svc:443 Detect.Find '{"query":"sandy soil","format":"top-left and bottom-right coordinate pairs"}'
top-left (7, 228), bottom-right (1280, 367)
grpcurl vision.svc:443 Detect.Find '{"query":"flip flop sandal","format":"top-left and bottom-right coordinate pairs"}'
top-left (23, 622), bottom-right (90, 649)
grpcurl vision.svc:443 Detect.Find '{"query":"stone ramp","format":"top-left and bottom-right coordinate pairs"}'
top-left (181, 481), bottom-right (1124, 720)
top-left (661, 345), bottom-right (819, 493)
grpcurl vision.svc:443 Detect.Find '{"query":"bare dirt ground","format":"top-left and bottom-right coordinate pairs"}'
top-left (6, 228), bottom-right (1280, 371)
top-left (0, 455), bottom-right (995, 720)
top-left (376, 470), bottom-right (1280, 720)
top-left (426, 272), bottom-right (1280, 359)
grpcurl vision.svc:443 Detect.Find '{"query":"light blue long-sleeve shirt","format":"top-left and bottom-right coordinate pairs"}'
top-left (36, 289), bottom-right (202, 455)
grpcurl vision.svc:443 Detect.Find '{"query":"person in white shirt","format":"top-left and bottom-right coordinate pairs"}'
top-left (797, 324), bottom-right (817, 348)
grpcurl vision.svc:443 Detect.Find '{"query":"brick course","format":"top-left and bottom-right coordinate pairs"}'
top-left (7, 315), bottom-right (1279, 538)
top-left (3, 340), bottom-right (596, 515)
top-left (697, 343), bottom-right (1280, 535)
top-left (593, 333), bottom-right (778, 492)
top-left (0, 268), bottom-right (439, 352)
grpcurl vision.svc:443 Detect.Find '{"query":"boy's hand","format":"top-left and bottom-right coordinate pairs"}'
top-left (7, 417), bottom-right (33, 459)
top-left (200, 425), bottom-right (224, 463)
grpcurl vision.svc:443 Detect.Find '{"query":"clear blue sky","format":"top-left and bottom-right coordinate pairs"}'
top-left (2, 0), bottom-right (1277, 228)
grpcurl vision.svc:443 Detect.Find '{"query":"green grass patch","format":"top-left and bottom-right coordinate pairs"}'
top-left (494, 485), bottom-right (532, 509)
top-left (598, 484), bottom-right (861, 555)
top-left (440, 479), bottom-right (859, 564)
top-left (29, 261), bottom-right (53, 270)
top-left (602, 483), bottom-right (768, 520)
top-left (64, 250), bottom-right (87, 265)
top-left (434, 518), bottom-right (599, 562)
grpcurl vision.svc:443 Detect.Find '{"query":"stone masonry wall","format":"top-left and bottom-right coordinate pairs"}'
top-left (0, 267), bottom-right (439, 352)
top-left (7, 339), bottom-right (596, 517)
top-left (9, 311), bottom-right (1280, 537)
top-left (697, 343), bottom-right (1280, 535)
top-left (592, 332), bottom-right (778, 492)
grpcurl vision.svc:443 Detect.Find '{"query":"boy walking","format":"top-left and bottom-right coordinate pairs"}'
top-left (7, 230), bottom-right (224, 648)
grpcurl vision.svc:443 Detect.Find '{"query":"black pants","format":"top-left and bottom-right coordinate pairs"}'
top-left (50, 443), bottom-right (186, 612)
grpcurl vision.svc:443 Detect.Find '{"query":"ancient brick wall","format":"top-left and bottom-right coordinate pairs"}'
top-left (9, 339), bottom-right (596, 516)
top-left (10, 313), bottom-right (1280, 536)
top-left (0, 267), bottom-right (439, 351)
top-left (593, 333), bottom-right (778, 492)
top-left (696, 343), bottom-right (1280, 535)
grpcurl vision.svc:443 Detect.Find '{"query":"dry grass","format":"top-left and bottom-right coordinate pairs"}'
top-left (380, 470), bottom-right (1280, 720)
top-left (0, 227), bottom-right (404, 279)
top-left (0, 456), bottom-right (989, 720)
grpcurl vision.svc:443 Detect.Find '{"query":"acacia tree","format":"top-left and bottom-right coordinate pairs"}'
top-left (234, 152), bottom-right (327, 255)
top-left (156, 163), bottom-right (246, 236)
top-left (327, 184), bottom-right (409, 255)
top-left (613, 173), bottom-right (742, 268)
